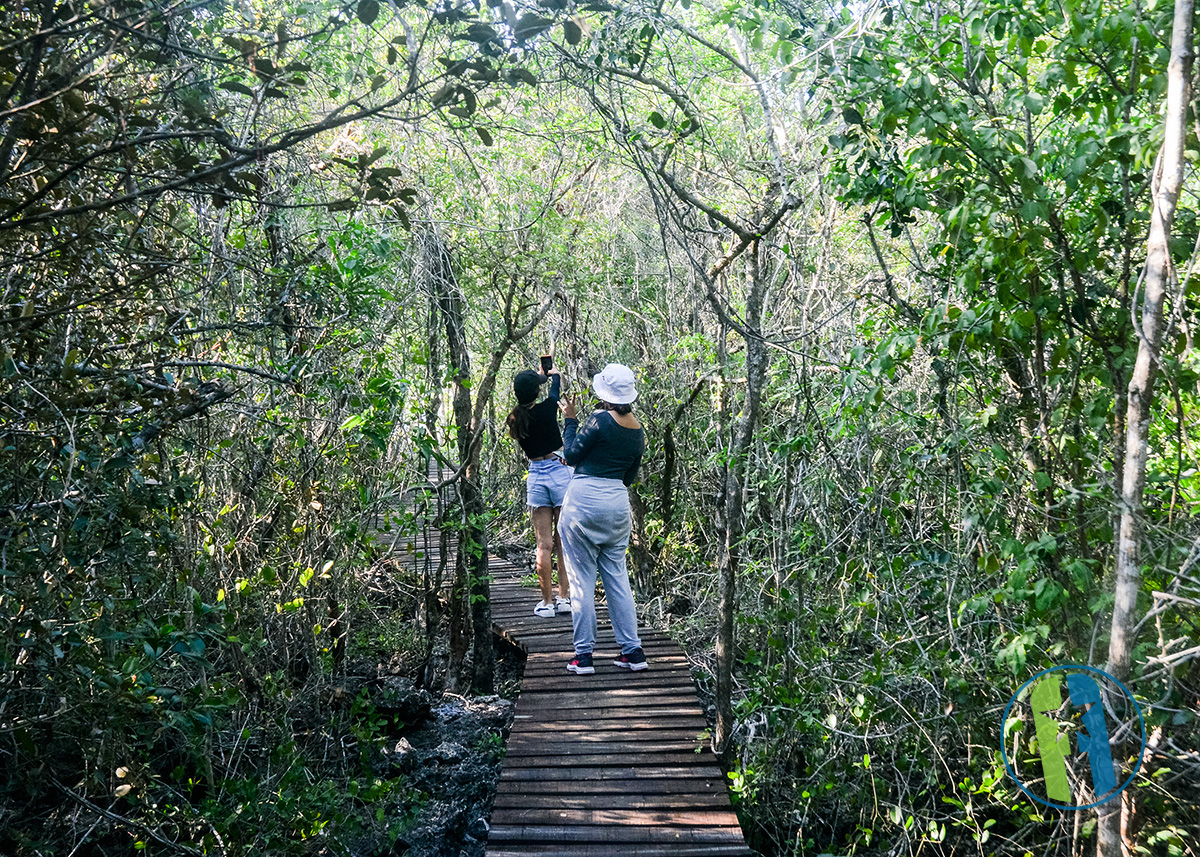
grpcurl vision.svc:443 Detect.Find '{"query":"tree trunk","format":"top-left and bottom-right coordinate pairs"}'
top-left (1101, 2), bottom-right (1194, 854)
top-left (426, 231), bottom-right (485, 693)
top-left (660, 377), bottom-right (707, 538)
top-left (420, 293), bottom-right (445, 690)
top-left (715, 242), bottom-right (768, 751)
top-left (627, 487), bottom-right (656, 596)
top-left (462, 465), bottom-right (494, 695)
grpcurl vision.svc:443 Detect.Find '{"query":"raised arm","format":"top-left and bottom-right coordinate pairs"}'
top-left (562, 412), bottom-right (601, 467)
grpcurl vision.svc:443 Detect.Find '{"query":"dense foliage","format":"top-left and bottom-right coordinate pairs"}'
top-left (1, 0), bottom-right (1196, 855)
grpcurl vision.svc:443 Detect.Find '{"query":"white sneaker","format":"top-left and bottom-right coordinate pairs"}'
top-left (533, 601), bottom-right (556, 618)
top-left (555, 596), bottom-right (572, 614)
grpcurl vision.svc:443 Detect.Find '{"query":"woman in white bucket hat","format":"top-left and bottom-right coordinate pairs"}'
top-left (557, 363), bottom-right (647, 675)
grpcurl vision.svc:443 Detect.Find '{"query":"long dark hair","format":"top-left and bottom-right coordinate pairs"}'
top-left (507, 404), bottom-right (533, 440)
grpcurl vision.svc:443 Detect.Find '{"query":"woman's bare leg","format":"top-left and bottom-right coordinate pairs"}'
top-left (531, 505), bottom-right (555, 604)
top-left (552, 506), bottom-right (570, 601)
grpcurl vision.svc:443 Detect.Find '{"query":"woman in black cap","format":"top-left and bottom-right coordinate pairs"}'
top-left (507, 366), bottom-right (573, 618)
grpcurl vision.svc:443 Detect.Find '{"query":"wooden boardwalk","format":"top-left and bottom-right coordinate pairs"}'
top-left (486, 557), bottom-right (753, 856)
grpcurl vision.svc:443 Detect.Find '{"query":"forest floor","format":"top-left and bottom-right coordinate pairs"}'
top-left (351, 642), bottom-right (524, 857)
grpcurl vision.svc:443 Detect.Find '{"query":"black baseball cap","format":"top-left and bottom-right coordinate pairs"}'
top-left (514, 370), bottom-right (543, 405)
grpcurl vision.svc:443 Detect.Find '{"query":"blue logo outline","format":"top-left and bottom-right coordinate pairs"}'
top-left (1001, 664), bottom-right (1147, 811)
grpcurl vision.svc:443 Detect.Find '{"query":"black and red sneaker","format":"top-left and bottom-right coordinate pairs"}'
top-left (613, 648), bottom-right (648, 671)
top-left (567, 653), bottom-right (595, 675)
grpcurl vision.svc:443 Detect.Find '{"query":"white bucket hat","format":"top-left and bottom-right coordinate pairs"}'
top-left (592, 363), bottom-right (638, 405)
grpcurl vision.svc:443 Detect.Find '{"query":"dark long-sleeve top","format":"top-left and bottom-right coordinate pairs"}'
top-left (516, 374), bottom-right (564, 459)
top-left (562, 410), bottom-right (645, 487)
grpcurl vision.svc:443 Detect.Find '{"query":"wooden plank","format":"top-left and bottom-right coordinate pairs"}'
top-left (496, 765), bottom-right (724, 781)
top-left (507, 717), bottom-right (710, 733)
top-left (521, 645), bottom-right (687, 661)
top-left (515, 685), bottom-right (693, 702)
top-left (487, 840), bottom-right (748, 854)
top-left (500, 751), bottom-right (720, 768)
top-left (519, 663), bottom-right (694, 679)
top-left (496, 625), bottom-right (576, 640)
top-left (508, 728), bottom-right (708, 746)
top-left (520, 677), bottom-right (696, 694)
top-left (490, 792), bottom-right (733, 809)
top-left (513, 700), bottom-right (702, 717)
top-left (538, 671), bottom-right (691, 683)
top-left (514, 691), bottom-right (700, 708)
top-left (490, 599), bottom-right (553, 609)
top-left (509, 720), bottom-right (711, 734)
top-left (517, 658), bottom-right (692, 670)
top-left (514, 690), bottom-right (700, 706)
top-left (514, 657), bottom-right (695, 671)
top-left (498, 618), bottom-right (673, 640)
top-left (490, 808), bottom-right (742, 827)
top-left (509, 706), bottom-right (706, 720)
top-left (504, 740), bottom-right (709, 758)
top-left (495, 778), bottom-right (731, 796)
top-left (515, 640), bottom-right (683, 655)
top-left (487, 824), bottom-right (747, 844)
top-left (511, 635), bottom-right (677, 649)
top-left (506, 715), bottom-right (700, 734)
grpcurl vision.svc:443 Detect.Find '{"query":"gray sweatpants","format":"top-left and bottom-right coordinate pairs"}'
top-left (558, 475), bottom-right (643, 656)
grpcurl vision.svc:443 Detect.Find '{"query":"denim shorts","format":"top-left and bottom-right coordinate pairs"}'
top-left (526, 456), bottom-right (574, 507)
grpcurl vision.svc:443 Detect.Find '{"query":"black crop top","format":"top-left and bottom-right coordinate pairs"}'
top-left (515, 374), bottom-right (564, 459)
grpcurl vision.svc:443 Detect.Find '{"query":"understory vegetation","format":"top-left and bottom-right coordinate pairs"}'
top-left (1, 0), bottom-right (1197, 855)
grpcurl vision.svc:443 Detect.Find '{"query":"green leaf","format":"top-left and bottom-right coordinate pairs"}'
top-left (514, 13), bottom-right (553, 42)
top-left (219, 80), bottom-right (255, 97)
top-left (465, 23), bottom-right (498, 43)
top-left (251, 57), bottom-right (277, 79)
top-left (476, 127), bottom-right (494, 146)
top-left (648, 111), bottom-right (666, 129)
top-left (357, 0), bottom-right (380, 26)
top-left (369, 166), bottom-right (402, 181)
top-left (458, 86), bottom-right (476, 115)
top-left (362, 146), bottom-right (389, 168)
top-left (843, 106), bottom-right (864, 125)
top-left (507, 68), bottom-right (538, 86)
top-left (563, 19), bottom-right (582, 45)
